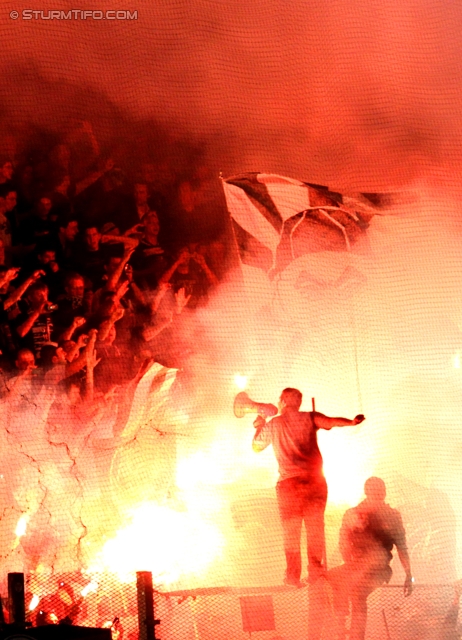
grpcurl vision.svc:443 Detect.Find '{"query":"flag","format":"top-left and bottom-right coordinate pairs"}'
top-left (222, 173), bottom-right (380, 276)
top-left (120, 363), bottom-right (178, 441)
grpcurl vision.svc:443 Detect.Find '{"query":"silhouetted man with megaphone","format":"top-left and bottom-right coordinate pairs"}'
top-left (252, 387), bottom-right (365, 588)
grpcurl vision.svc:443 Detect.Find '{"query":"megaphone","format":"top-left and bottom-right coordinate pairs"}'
top-left (233, 392), bottom-right (278, 419)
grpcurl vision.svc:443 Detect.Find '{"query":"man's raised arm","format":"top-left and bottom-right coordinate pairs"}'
top-left (313, 412), bottom-right (365, 431)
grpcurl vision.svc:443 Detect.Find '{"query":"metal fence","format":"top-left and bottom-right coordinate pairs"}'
top-left (3, 574), bottom-right (458, 640)
top-left (155, 583), bottom-right (457, 640)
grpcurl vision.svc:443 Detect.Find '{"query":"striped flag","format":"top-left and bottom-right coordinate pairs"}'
top-left (222, 173), bottom-right (380, 275)
top-left (120, 363), bottom-right (178, 441)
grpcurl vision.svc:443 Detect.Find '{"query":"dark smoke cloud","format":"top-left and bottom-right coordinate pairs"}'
top-left (1, 0), bottom-right (462, 188)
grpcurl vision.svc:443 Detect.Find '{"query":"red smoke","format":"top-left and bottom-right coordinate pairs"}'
top-left (1, 0), bottom-right (462, 189)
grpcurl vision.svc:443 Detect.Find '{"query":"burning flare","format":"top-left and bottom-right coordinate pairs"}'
top-left (93, 502), bottom-right (224, 585)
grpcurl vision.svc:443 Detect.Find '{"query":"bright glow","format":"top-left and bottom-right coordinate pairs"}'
top-left (321, 431), bottom-right (372, 506)
top-left (15, 514), bottom-right (29, 537)
top-left (453, 353), bottom-right (460, 369)
top-left (28, 594), bottom-right (40, 611)
top-left (177, 448), bottom-right (226, 489)
top-left (234, 374), bottom-right (248, 390)
top-left (81, 581), bottom-right (98, 597)
top-left (177, 422), bottom-right (279, 495)
top-left (95, 503), bottom-right (224, 585)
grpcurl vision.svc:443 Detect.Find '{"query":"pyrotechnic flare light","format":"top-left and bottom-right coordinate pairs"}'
top-left (81, 581), bottom-right (98, 597)
top-left (15, 514), bottom-right (29, 537)
top-left (321, 432), bottom-right (372, 506)
top-left (12, 513), bottom-right (30, 549)
top-left (453, 353), bottom-right (460, 369)
top-left (28, 594), bottom-right (40, 611)
top-left (95, 502), bottom-right (224, 585)
top-left (234, 374), bottom-right (248, 390)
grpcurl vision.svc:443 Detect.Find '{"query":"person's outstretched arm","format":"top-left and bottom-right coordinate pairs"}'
top-left (313, 412), bottom-right (365, 430)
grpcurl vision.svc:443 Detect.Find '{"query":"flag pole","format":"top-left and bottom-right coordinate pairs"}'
top-left (311, 396), bottom-right (328, 571)
top-left (219, 173), bottom-right (244, 279)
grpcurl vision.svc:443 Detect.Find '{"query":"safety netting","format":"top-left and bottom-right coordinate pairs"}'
top-left (1, 1), bottom-right (462, 638)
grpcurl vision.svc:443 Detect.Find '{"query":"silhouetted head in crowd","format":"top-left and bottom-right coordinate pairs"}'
top-left (134, 182), bottom-right (149, 206)
top-left (0, 161), bottom-right (13, 185)
top-left (364, 477), bottom-right (387, 503)
top-left (103, 254), bottom-right (123, 280)
top-left (35, 196), bottom-right (53, 220)
top-left (15, 349), bottom-right (36, 371)
top-left (36, 245), bottom-right (56, 267)
top-left (64, 273), bottom-right (85, 301)
top-left (26, 281), bottom-right (49, 307)
top-left (0, 186), bottom-right (17, 212)
top-left (143, 211), bottom-right (160, 241)
top-left (84, 226), bottom-right (101, 252)
top-left (58, 217), bottom-right (79, 243)
top-left (40, 344), bottom-right (67, 369)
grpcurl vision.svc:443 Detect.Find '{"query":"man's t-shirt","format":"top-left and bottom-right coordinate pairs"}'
top-left (340, 501), bottom-right (408, 570)
top-left (14, 304), bottom-right (54, 358)
top-left (253, 410), bottom-right (323, 481)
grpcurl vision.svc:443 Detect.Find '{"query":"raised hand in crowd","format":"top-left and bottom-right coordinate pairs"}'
top-left (115, 279), bottom-right (130, 303)
top-left (59, 316), bottom-right (87, 342)
top-left (104, 245), bottom-right (136, 294)
top-left (64, 328), bottom-right (97, 377)
top-left (76, 333), bottom-right (89, 349)
top-left (3, 269), bottom-right (45, 311)
top-left (84, 344), bottom-right (101, 403)
top-left (151, 282), bottom-right (171, 314)
top-left (15, 290), bottom-right (51, 340)
top-left (141, 311), bottom-right (173, 342)
top-left (123, 222), bottom-right (144, 238)
top-left (97, 306), bottom-right (124, 343)
top-left (29, 269), bottom-right (46, 283)
top-left (175, 287), bottom-right (191, 314)
top-left (74, 154), bottom-right (113, 196)
top-left (101, 232), bottom-right (138, 249)
top-left (62, 333), bottom-right (88, 364)
top-left (86, 345), bottom-right (101, 371)
top-left (190, 251), bottom-right (219, 286)
top-left (158, 249), bottom-right (189, 287)
top-left (121, 262), bottom-right (147, 308)
top-left (2, 267), bottom-right (21, 285)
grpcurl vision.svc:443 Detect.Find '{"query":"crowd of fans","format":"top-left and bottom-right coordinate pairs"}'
top-left (0, 122), bottom-right (231, 419)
